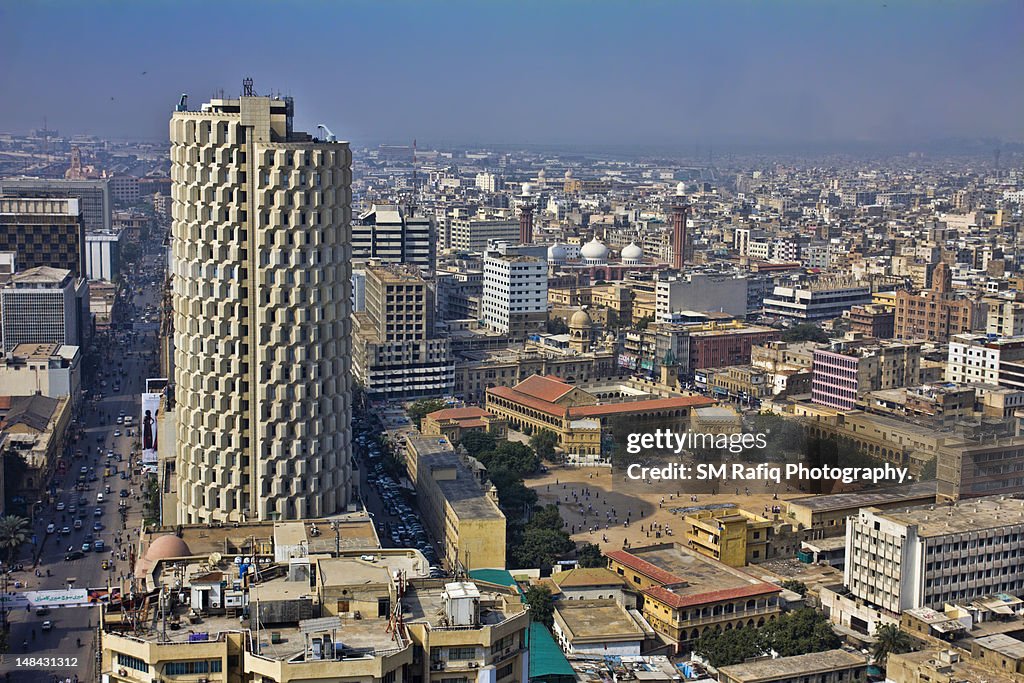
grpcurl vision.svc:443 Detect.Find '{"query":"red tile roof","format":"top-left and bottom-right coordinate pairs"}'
top-left (426, 407), bottom-right (492, 421)
top-left (514, 375), bottom-right (575, 402)
top-left (569, 396), bottom-right (715, 418)
top-left (605, 550), bottom-right (686, 586)
top-left (642, 582), bottom-right (780, 609)
top-left (488, 386), bottom-right (569, 418)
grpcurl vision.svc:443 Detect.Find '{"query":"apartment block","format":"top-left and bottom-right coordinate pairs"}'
top-left (353, 204), bottom-right (435, 272)
top-left (762, 278), bottom-right (872, 323)
top-left (811, 339), bottom-right (921, 411)
top-left (450, 216), bottom-right (519, 252)
top-left (936, 436), bottom-right (1024, 501)
top-left (844, 496), bottom-right (1024, 615)
top-left (0, 266), bottom-right (83, 351)
top-left (481, 247), bottom-right (547, 340)
top-left (352, 263), bottom-right (453, 399)
top-left (0, 197), bottom-right (87, 278)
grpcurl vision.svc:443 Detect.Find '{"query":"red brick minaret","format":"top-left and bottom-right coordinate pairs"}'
top-left (519, 183), bottom-right (534, 244)
top-left (671, 182), bottom-right (690, 269)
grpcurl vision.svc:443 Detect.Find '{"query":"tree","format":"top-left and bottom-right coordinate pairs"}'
top-left (461, 430), bottom-right (497, 458)
top-left (530, 429), bottom-right (559, 462)
top-left (546, 317), bottom-right (569, 335)
top-left (407, 399), bottom-right (447, 429)
top-left (871, 623), bottom-right (913, 668)
top-left (0, 515), bottom-right (30, 564)
top-left (763, 608), bottom-right (840, 658)
top-left (781, 323), bottom-right (829, 344)
top-left (524, 585), bottom-right (554, 627)
top-left (478, 441), bottom-right (539, 478)
top-left (635, 314), bottom-right (654, 330)
top-left (692, 627), bottom-right (765, 668)
top-left (576, 543), bottom-right (604, 568)
top-left (781, 579), bottom-right (808, 597)
top-left (918, 456), bottom-right (937, 481)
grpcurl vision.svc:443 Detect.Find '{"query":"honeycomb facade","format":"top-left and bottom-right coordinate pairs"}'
top-left (170, 95), bottom-right (353, 523)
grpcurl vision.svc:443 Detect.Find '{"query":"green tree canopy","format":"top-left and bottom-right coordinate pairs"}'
top-left (407, 399), bottom-right (447, 429)
top-left (781, 323), bottom-right (829, 344)
top-left (524, 585), bottom-right (555, 627)
top-left (781, 579), bottom-right (808, 597)
top-left (529, 429), bottom-right (559, 462)
top-left (871, 623), bottom-right (914, 668)
top-left (461, 430), bottom-right (497, 457)
top-left (0, 515), bottom-right (30, 564)
top-left (763, 608), bottom-right (841, 658)
top-left (576, 543), bottom-right (604, 568)
top-left (692, 627), bottom-right (764, 668)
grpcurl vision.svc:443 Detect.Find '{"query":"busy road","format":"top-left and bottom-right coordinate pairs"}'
top-left (2, 251), bottom-right (165, 681)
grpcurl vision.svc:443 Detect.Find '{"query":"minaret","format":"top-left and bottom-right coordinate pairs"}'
top-left (519, 183), bottom-right (534, 244)
top-left (671, 181), bottom-right (690, 269)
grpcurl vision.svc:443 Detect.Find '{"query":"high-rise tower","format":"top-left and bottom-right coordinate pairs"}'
top-left (170, 90), bottom-right (353, 523)
top-left (670, 182), bottom-right (690, 270)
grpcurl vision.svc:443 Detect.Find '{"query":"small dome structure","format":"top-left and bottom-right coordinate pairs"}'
top-left (547, 243), bottom-right (568, 264)
top-left (580, 236), bottom-right (609, 265)
top-left (675, 181), bottom-right (686, 196)
top-left (145, 534), bottom-right (192, 561)
top-left (620, 242), bottom-right (643, 265)
top-left (569, 308), bottom-right (593, 329)
top-left (521, 182), bottom-right (533, 196)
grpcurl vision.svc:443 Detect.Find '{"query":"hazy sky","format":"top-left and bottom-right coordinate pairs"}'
top-left (1, 1), bottom-right (1022, 147)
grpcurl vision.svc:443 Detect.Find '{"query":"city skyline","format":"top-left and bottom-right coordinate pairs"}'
top-left (1, 1), bottom-right (1022, 147)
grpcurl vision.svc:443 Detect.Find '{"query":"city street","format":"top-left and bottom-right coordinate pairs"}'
top-left (2, 253), bottom-right (164, 681)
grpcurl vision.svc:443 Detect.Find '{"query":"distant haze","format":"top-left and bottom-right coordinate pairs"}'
top-left (1, 1), bottom-right (1021, 147)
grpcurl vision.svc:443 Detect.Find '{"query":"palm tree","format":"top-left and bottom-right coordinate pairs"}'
top-left (0, 515), bottom-right (30, 565)
top-left (871, 623), bottom-right (913, 668)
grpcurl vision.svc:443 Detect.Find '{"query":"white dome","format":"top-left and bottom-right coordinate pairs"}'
top-left (620, 242), bottom-right (643, 262)
top-left (521, 182), bottom-right (532, 196)
top-left (537, 169), bottom-right (546, 178)
top-left (547, 243), bottom-right (568, 262)
top-left (675, 181), bottom-right (686, 196)
top-left (581, 237), bottom-right (609, 263)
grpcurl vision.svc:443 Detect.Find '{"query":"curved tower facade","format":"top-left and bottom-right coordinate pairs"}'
top-left (170, 94), bottom-right (353, 523)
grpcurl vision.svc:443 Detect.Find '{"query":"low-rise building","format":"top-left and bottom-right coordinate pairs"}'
top-left (421, 407), bottom-right (508, 444)
top-left (887, 648), bottom-right (1021, 683)
top-left (0, 343), bottom-right (80, 401)
top-left (681, 506), bottom-right (799, 567)
top-left (551, 599), bottom-right (650, 656)
top-left (786, 481), bottom-right (937, 537)
top-left (405, 435), bottom-right (506, 571)
top-left (606, 544), bottom-right (782, 653)
top-left (485, 375), bottom-right (714, 467)
top-left (936, 435), bottom-right (1024, 501)
top-left (716, 649), bottom-right (868, 683)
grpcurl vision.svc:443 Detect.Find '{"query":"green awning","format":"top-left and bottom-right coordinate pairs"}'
top-left (528, 622), bottom-right (575, 683)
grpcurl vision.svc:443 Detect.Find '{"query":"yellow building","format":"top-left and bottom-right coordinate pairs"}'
top-left (606, 544), bottom-right (781, 654)
top-left (485, 375), bottom-right (714, 467)
top-left (421, 406), bottom-right (507, 444)
top-left (405, 435), bottom-right (506, 571)
top-left (682, 508), bottom-right (775, 567)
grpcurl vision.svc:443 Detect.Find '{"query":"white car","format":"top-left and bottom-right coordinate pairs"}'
top-left (46, 523), bottom-right (56, 534)
top-left (56, 502), bottom-right (66, 511)
top-left (41, 620), bottom-right (53, 631)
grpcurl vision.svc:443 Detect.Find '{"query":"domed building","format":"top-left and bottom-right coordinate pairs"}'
top-left (568, 308), bottom-right (594, 353)
top-left (620, 242), bottom-right (643, 266)
top-left (580, 236), bottom-right (609, 265)
top-left (547, 243), bottom-right (568, 265)
top-left (134, 534), bottom-right (193, 582)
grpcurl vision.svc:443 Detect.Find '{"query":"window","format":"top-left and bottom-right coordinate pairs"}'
top-left (165, 661), bottom-right (221, 675)
top-left (116, 653), bottom-right (148, 673)
top-left (448, 647), bottom-right (477, 660)
top-left (497, 664), bottom-right (514, 680)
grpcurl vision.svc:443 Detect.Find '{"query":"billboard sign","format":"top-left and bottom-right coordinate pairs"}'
top-left (141, 392), bottom-right (161, 465)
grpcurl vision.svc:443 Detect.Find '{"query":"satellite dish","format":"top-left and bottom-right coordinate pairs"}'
top-left (234, 556), bottom-right (242, 564)
top-left (208, 552), bottom-right (222, 566)
top-left (244, 557), bottom-right (252, 564)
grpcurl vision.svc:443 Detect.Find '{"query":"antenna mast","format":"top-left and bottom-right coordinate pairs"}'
top-left (410, 138), bottom-right (418, 217)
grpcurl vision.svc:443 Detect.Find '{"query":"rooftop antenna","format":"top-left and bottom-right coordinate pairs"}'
top-left (243, 77), bottom-right (254, 97)
top-left (410, 138), bottom-right (418, 217)
top-left (317, 124), bottom-right (337, 142)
